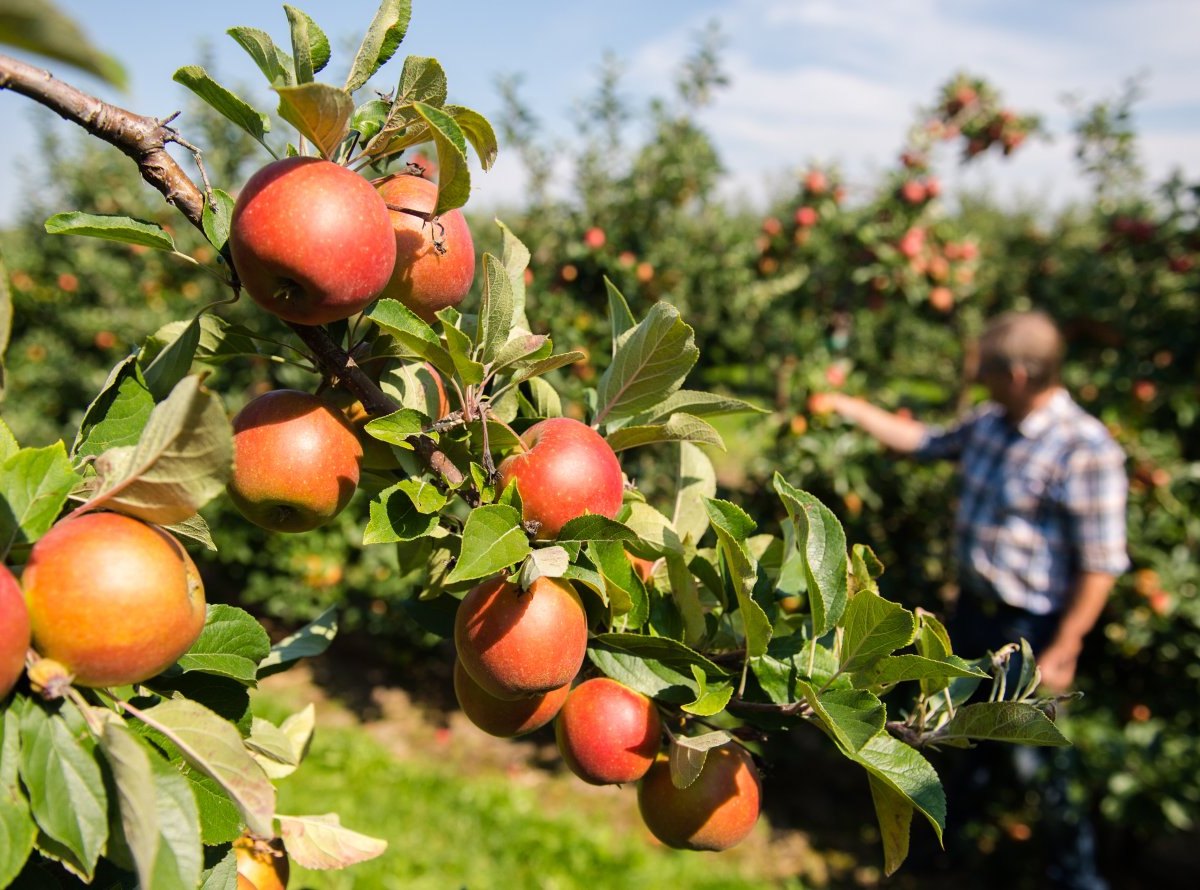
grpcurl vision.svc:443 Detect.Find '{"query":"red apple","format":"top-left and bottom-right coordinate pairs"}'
top-left (804, 169), bottom-right (828, 195)
top-left (230, 157), bottom-right (396, 325)
top-left (899, 179), bottom-right (927, 205)
top-left (22, 513), bottom-right (206, 688)
top-left (454, 658), bottom-right (569, 737)
top-left (761, 217), bottom-right (782, 237)
top-left (228, 389), bottom-right (362, 533)
top-left (794, 206), bottom-right (818, 228)
top-left (454, 575), bottom-right (587, 699)
top-left (929, 286), bottom-right (955, 313)
top-left (583, 227), bottom-right (606, 249)
top-left (555, 678), bottom-right (661, 785)
top-left (497, 417), bottom-right (624, 540)
top-left (638, 743), bottom-right (762, 851)
top-left (1, 564), bottom-right (30, 698)
top-left (377, 174), bottom-right (475, 322)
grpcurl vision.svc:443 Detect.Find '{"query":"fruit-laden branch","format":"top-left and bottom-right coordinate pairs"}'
top-left (0, 52), bottom-right (468, 493)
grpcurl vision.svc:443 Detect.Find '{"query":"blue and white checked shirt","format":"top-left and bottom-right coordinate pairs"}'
top-left (914, 389), bottom-right (1129, 615)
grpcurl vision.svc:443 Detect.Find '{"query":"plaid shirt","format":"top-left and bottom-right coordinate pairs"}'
top-left (914, 389), bottom-right (1129, 615)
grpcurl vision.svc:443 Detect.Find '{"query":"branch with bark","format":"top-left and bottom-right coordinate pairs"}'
top-left (0, 51), bottom-right (468, 494)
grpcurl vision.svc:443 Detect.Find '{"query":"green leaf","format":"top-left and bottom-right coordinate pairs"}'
top-left (852, 654), bottom-right (987, 689)
top-left (681, 665), bottom-right (734, 717)
top-left (365, 299), bottom-right (455, 377)
top-left (0, 442), bottom-right (78, 558)
top-left (413, 102), bottom-right (470, 215)
top-left (560, 564), bottom-right (608, 607)
top-left (345, 0), bottom-right (411, 93)
top-left (250, 705), bottom-right (314, 780)
top-left (588, 540), bottom-right (648, 627)
top-left (84, 375), bottom-right (233, 525)
top-left (201, 189), bottom-right (237, 252)
top-left (278, 813), bottom-right (388, 869)
top-left (595, 301), bottom-right (698, 425)
top-left (444, 504), bottom-right (531, 584)
top-left (915, 610), bottom-right (954, 697)
top-left (555, 515), bottom-right (637, 543)
top-left (396, 55), bottom-right (448, 106)
top-left (517, 546), bottom-right (570, 588)
top-left (444, 104), bottom-right (498, 170)
top-left (751, 635), bottom-right (841, 702)
top-left (199, 849), bottom-right (239, 890)
top-left (673, 442), bottom-right (716, 547)
top-left (839, 591), bottom-right (916, 674)
top-left (478, 254), bottom-right (514, 364)
top-left (144, 315), bottom-right (261, 368)
top-left (587, 635), bottom-right (728, 705)
top-left (0, 254), bottom-right (10, 400)
top-left (799, 681), bottom-right (885, 753)
top-left (491, 333), bottom-right (551, 372)
top-left (439, 311), bottom-right (485, 384)
top-left (274, 82), bottom-right (353, 160)
top-left (18, 703), bottom-right (107, 881)
top-left (363, 480), bottom-right (443, 544)
top-left (258, 607), bottom-right (338, 678)
top-left (134, 699), bottom-right (275, 837)
top-left (775, 474), bottom-right (847, 636)
top-left (664, 552), bottom-right (707, 647)
top-left (704, 499), bottom-right (772, 658)
top-left (363, 409), bottom-right (427, 447)
top-left (634, 390), bottom-right (765, 426)
top-left (606, 414), bottom-right (724, 453)
top-left (350, 98), bottom-right (391, 143)
top-left (284, 5), bottom-right (330, 82)
top-left (936, 702), bottom-right (1071, 748)
top-left (226, 26), bottom-right (293, 86)
top-left (506, 351), bottom-right (586, 387)
top-left (0, 710), bottom-right (36, 888)
top-left (0, 420), bottom-right (17, 462)
top-left (623, 501), bottom-right (684, 554)
top-left (181, 769), bottom-right (242, 846)
top-left (165, 513), bottom-right (217, 551)
top-left (869, 773), bottom-right (913, 877)
top-left (605, 278), bottom-right (636, 359)
top-left (44, 212), bottom-right (174, 251)
top-left (177, 605), bottom-right (272, 685)
top-left (72, 357), bottom-right (153, 461)
top-left (497, 220), bottom-right (531, 329)
top-left (852, 732), bottom-right (945, 843)
top-left (100, 716), bottom-right (203, 890)
top-left (0, 0), bottom-right (127, 87)
top-left (173, 66), bottom-right (272, 149)
top-left (141, 316), bottom-right (203, 401)
top-left (668, 731), bottom-right (732, 789)
top-left (591, 633), bottom-right (728, 680)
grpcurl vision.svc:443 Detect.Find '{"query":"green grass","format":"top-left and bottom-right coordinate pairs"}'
top-left (253, 690), bottom-right (800, 890)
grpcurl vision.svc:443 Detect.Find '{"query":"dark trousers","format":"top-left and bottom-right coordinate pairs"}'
top-left (927, 594), bottom-right (1108, 890)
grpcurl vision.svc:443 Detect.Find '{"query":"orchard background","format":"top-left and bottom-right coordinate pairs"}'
top-left (1, 1), bottom-right (1198, 888)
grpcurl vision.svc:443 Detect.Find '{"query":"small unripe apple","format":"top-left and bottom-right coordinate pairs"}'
top-left (377, 174), bottom-right (475, 322)
top-left (234, 833), bottom-right (289, 890)
top-left (22, 513), bottom-right (206, 688)
top-left (228, 389), bottom-right (363, 533)
top-left (497, 417), bottom-right (624, 540)
top-left (454, 659), bottom-right (569, 737)
top-left (1, 564), bottom-right (30, 698)
top-left (555, 678), bottom-right (661, 785)
top-left (230, 157), bottom-right (396, 325)
top-left (637, 743), bottom-right (762, 852)
top-left (454, 575), bottom-right (587, 699)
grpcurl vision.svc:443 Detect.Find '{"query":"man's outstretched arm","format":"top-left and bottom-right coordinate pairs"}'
top-left (809, 392), bottom-right (929, 453)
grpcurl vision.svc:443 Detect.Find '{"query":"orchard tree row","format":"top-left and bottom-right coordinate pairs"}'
top-left (0, 2), bottom-right (1082, 887)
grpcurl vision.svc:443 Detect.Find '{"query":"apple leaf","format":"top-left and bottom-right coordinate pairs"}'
top-left (274, 82), bottom-right (353, 160)
top-left (915, 609), bottom-right (955, 697)
top-left (594, 301), bottom-right (698, 426)
top-left (673, 442), bottom-right (716, 548)
top-left (0, 441), bottom-right (79, 559)
top-left (44, 212), bottom-right (175, 251)
top-left (363, 480), bottom-right (443, 544)
top-left (634, 390), bottom-right (766, 426)
top-left (588, 540), bottom-right (648, 627)
top-left (0, 710), bottom-right (36, 889)
top-left (851, 654), bottom-right (988, 689)
top-left (775, 474), bottom-right (848, 636)
top-left (413, 102), bottom-right (470, 216)
top-left (605, 413), bottom-right (724, 453)
top-left (664, 552), bottom-right (708, 647)
top-left (246, 717), bottom-right (301, 779)
top-left (200, 188), bottom-right (237, 252)
top-left (622, 500), bottom-right (684, 554)
top-left (99, 716), bottom-right (203, 890)
top-left (141, 315), bottom-right (202, 401)
top-left (176, 605), bottom-right (272, 686)
top-left (366, 299), bottom-right (456, 378)
top-left (173, 66), bottom-right (272, 151)
top-left (363, 408), bottom-right (427, 448)
top-left (605, 278), bottom-right (636, 358)
top-left (587, 635), bottom-right (728, 705)
top-left (839, 591), bottom-right (916, 674)
top-left (869, 773), bottom-right (914, 877)
top-left (345, 0), bottom-right (411, 93)
top-left (478, 254), bottom-right (514, 364)
top-left (227, 26), bottom-right (294, 86)
top-left (198, 847), bottom-right (239, 890)
top-left (799, 682), bottom-right (886, 754)
top-left (445, 504), bottom-right (531, 584)
top-left (505, 350), bottom-right (586, 387)
top-left (84, 375), bottom-right (233, 526)
top-left (444, 104), bottom-right (499, 171)
top-left (165, 513), bottom-right (217, 551)
top-left (704, 498), bottom-right (772, 658)
top-left (284, 4), bottom-right (329, 84)
top-left (71, 359), bottom-right (153, 461)
top-left (518, 546), bottom-right (570, 587)
top-left (497, 220), bottom-right (531, 329)
top-left (681, 665), bottom-right (734, 717)
top-left (258, 607), bottom-right (338, 678)
top-left (935, 702), bottom-right (1070, 748)
top-left (396, 55), bottom-right (447, 107)
top-left (18, 701), bottom-right (107, 881)
top-left (555, 515), bottom-right (637, 543)
top-left (850, 732), bottom-right (945, 844)
top-left (132, 699), bottom-right (275, 838)
top-left (278, 813), bottom-right (388, 870)
top-left (491, 333), bottom-right (551, 373)
top-left (751, 635), bottom-right (842, 703)
top-left (668, 731), bottom-right (731, 789)
top-left (0, 254), bottom-right (10, 400)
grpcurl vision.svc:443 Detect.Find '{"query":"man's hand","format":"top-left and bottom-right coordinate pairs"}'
top-left (1037, 638), bottom-right (1083, 694)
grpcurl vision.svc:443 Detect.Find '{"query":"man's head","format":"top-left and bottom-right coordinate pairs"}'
top-left (975, 311), bottom-right (1064, 419)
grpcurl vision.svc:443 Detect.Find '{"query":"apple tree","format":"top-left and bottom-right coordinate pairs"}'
top-left (0, 2), bottom-right (1077, 885)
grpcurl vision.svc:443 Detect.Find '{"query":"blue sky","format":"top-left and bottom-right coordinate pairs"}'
top-left (1, 0), bottom-right (1198, 223)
